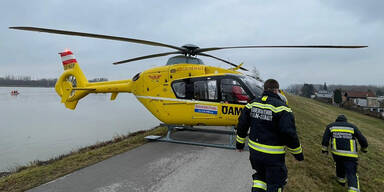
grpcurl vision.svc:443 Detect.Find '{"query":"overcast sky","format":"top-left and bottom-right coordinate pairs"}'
top-left (1, 0), bottom-right (383, 88)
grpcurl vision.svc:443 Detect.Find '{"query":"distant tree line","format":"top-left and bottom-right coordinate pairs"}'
top-left (286, 83), bottom-right (384, 97)
top-left (0, 75), bottom-right (108, 87)
top-left (0, 75), bottom-right (57, 87)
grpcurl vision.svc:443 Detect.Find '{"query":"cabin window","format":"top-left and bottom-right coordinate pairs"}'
top-left (172, 81), bottom-right (186, 98)
top-left (221, 79), bottom-right (250, 104)
top-left (193, 80), bottom-right (217, 101)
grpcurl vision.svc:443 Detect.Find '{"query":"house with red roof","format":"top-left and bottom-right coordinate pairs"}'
top-left (342, 91), bottom-right (376, 107)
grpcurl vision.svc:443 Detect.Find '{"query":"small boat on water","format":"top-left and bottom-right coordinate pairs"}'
top-left (10, 90), bottom-right (20, 96)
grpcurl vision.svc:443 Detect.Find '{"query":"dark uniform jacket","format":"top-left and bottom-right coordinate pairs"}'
top-left (322, 115), bottom-right (368, 159)
top-left (236, 91), bottom-right (304, 161)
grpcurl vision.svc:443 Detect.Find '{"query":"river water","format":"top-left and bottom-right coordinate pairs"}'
top-left (0, 87), bottom-right (159, 172)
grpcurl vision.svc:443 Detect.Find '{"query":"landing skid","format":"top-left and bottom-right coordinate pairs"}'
top-left (145, 124), bottom-right (239, 150)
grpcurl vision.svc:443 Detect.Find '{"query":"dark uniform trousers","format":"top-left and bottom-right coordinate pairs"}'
top-left (333, 155), bottom-right (359, 190)
top-left (250, 150), bottom-right (287, 192)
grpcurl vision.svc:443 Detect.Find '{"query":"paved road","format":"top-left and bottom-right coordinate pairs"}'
top-left (29, 128), bottom-right (253, 192)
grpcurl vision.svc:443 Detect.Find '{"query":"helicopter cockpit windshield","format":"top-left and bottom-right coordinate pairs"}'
top-left (166, 56), bottom-right (204, 65)
top-left (239, 76), bottom-right (263, 98)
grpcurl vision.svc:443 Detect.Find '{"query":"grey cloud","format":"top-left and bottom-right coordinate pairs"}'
top-left (323, 0), bottom-right (384, 23)
top-left (0, 0), bottom-right (383, 87)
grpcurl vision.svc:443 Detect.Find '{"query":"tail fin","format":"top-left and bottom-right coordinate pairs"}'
top-left (59, 50), bottom-right (79, 71)
top-left (55, 50), bottom-right (90, 110)
top-left (55, 50), bottom-right (133, 110)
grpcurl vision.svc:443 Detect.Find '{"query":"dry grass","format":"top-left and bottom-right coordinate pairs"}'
top-left (0, 126), bottom-right (167, 192)
top-left (285, 95), bottom-right (384, 192)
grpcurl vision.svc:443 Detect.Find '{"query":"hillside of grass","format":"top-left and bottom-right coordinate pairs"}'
top-left (284, 95), bottom-right (384, 192)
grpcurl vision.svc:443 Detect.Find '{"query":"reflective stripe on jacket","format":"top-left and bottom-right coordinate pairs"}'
top-left (322, 117), bottom-right (368, 159)
top-left (236, 91), bottom-right (303, 159)
top-left (330, 126), bottom-right (358, 158)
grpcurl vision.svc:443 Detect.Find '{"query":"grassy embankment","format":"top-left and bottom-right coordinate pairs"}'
top-left (0, 126), bottom-right (167, 192)
top-left (0, 95), bottom-right (383, 191)
top-left (284, 95), bottom-right (384, 192)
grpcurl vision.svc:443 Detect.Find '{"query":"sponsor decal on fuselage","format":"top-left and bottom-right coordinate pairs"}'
top-left (194, 104), bottom-right (218, 115)
top-left (222, 106), bottom-right (243, 116)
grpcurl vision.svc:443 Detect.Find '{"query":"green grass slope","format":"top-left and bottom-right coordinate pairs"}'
top-left (285, 95), bottom-right (384, 192)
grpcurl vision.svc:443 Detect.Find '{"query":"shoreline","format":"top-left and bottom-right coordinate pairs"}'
top-left (0, 126), bottom-right (167, 192)
top-left (0, 85), bottom-right (53, 88)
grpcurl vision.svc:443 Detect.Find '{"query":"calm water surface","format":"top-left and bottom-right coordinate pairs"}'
top-left (0, 87), bottom-right (159, 171)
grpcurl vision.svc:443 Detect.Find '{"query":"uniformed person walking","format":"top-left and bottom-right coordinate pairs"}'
top-left (236, 79), bottom-right (304, 192)
top-left (322, 115), bottom-right (368, 192)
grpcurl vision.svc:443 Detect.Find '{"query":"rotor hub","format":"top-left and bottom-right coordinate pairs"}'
top-left (182, 44), bottom-right (200, 55)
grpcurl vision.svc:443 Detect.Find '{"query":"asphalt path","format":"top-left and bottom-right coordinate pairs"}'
top-left (28, 127), bottom-right (253, 192)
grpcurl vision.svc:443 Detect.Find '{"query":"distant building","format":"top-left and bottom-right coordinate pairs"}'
top-left (367, 97), bottom-right (381, 108)
top-left (378, 96), bottom-right (384, 102)
top-left (364, 97), bottom-right (384, 115)
top-left (343, 91), bottom-right (376, 107)
top-left (316, 90), bottom-right (333, 98)
top-left (336, 91), bottom-right (384, 119)
top-left (315, 90), bottom-right (333, 103)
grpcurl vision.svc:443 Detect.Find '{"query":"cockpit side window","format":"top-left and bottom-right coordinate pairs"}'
top-left (172, 81), bottom-right (186, 98)
top-left (221, 79), bottom-right (250, 104)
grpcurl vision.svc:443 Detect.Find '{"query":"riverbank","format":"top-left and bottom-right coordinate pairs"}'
top-left (0, 126), bottom-right (167, 192)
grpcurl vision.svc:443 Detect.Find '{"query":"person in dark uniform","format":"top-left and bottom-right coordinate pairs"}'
top-left (236, 79), bottom-right (304, 192)
top-left (322, 115), bottom-right (368, 192)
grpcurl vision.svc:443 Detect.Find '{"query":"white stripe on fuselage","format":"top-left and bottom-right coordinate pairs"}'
top-left (135, 95), bottom-right (222, 105)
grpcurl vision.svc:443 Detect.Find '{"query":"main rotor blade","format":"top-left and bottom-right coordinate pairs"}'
top-left (197, 45), bottom-right (368, 53)
top-left (198, 53), bottom-right (248, 71)
top-left (113, 51), bottom-right (183, 65)
top-left (10, 26), bottom-right (184, 51)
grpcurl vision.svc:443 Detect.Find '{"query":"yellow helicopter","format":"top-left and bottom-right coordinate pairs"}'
top-left (10, 26), bottom-right (367, 149)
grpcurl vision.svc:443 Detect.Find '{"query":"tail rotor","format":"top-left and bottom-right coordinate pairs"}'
top-left (55, 50), bottom-right (90, 109)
